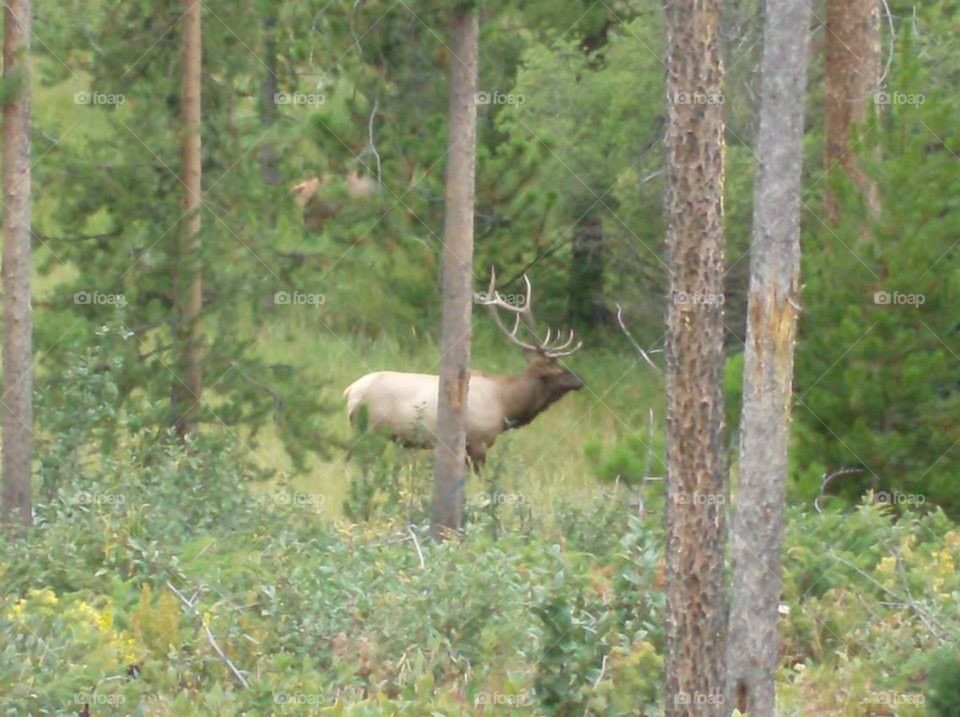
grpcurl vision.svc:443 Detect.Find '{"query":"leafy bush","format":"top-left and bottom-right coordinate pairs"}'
top-left (4, 353), bottom-right (958, 715)
top-left (926, 650), bottom-right (960, 717)
top-left (1, 427), bottom-right (666, 716)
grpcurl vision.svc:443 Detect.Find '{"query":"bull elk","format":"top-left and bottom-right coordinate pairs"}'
top-left (343, 269), bottom-right (584, 465)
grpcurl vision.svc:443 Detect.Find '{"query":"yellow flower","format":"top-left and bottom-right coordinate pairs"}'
top-left (30, 588), bottom-right (59, 608)
top-left (7, 600), bottom-right (25, 620)
top-left (6, 588), bottom-right (59, 621)
top-left (120, 636), bottom-right (140, 664)
top-left (931, 548), bottom-right (955, 582)
top-left (876, 556), bottom-right (897, 577)
top-left (95, 608), bottom-right (114, 633)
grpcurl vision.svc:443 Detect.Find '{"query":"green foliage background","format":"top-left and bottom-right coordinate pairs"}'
top-left (3, 0), bottom-right (960, 713)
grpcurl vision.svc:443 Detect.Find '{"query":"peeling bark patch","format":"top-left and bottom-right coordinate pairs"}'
top-left (748, 289), bottom-right (798, 381)
top-left (447, 372), bottom-right (468, 411)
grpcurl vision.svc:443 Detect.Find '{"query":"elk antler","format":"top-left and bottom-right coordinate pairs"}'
top-left (479, 266), bottom-right (584, 358)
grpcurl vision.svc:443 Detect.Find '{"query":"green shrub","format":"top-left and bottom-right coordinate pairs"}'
top-left (3, 360), bottom-right (957, 717)
top-left (926, 650), bottom-right (960, 717)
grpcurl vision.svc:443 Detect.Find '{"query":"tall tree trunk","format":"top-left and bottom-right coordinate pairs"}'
top-left (568, 208), bottom-right (606, 327)
top-left (259, 3), bottom-right (279, 187)
top-left (431, 8), bottom-right (478, 540)
top-left (662, 1), bottom-right (727, 715)
top-left (172, 0), bottom-right (203, 437)
top-left (1, 0), bottom-right (33, 534)
top-left (725, 0), bottom-right (813, 715)
top-left (823, 0), bottom-right (881, 226)
top-left (257, 6), bottom-right (279, 314)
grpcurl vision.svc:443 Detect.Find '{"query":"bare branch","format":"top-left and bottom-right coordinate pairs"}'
top-left (615, 304), bottom-right (660, 372)
top-left (877, 0), bottom-right (896, 87)
top-left (167, 581), bottom-right (250, 689)
top-left (814, 466), bottom-right (867, 513)
top-left (367, 98), bottom-right (382, 184)
top-left (408, 525), bottom-right (426, 569)
top-left (826, 551), bottom-right (946, 643)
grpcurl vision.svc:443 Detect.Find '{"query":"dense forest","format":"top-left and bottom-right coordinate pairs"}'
top-left (1, 0), bottom-right (959, 715)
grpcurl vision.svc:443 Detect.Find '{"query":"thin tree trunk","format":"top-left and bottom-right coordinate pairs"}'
top-left (0, 0), bottom-right (33, 531)
top-left (259, 5), bottom-right (279, 187)
top-left (431, 8), bottom-right (478, 540)
top-left (568, 208), bottom-right (606, 327)
top-left (725, 1), bottom-right (813, 715)
top-left (1, 0), bottom-right (33, 534)
top-left (823, 0), bottom-right (881, 226)
top-left (662, 0), bottom-right (728, 715)
top-left (173, 0), bottom-right (203, 437)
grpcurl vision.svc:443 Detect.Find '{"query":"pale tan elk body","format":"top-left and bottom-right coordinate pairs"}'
top-left (343, 271), bottom-right (584, 465)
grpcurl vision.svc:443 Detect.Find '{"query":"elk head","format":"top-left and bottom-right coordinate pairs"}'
top-left (479, 268), bottom-right (584, 425)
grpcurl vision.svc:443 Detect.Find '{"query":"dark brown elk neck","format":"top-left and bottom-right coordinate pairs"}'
top-left (496, 368), bottom-right (552, 429)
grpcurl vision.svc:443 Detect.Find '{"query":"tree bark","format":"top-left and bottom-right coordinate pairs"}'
top-left (1, 0), bottom-right (33, 534)
top-left (662, 1), bottom-right (728, 715)
top-left (172, 0), bottom-right (203, 438)
top-left (431, 9), bottom-right (478, 540)
top-left (259, 4), bottom-right (279, 187)
top-left (823, 0), bottom-right (881, 225)
top-left (568, 209), bottom-right (606, 327)
top-left (725, 0), bottom-right (813, 715)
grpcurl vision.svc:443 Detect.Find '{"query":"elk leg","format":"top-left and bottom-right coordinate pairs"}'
top-left (466, 442), bottom-right (487, 471)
